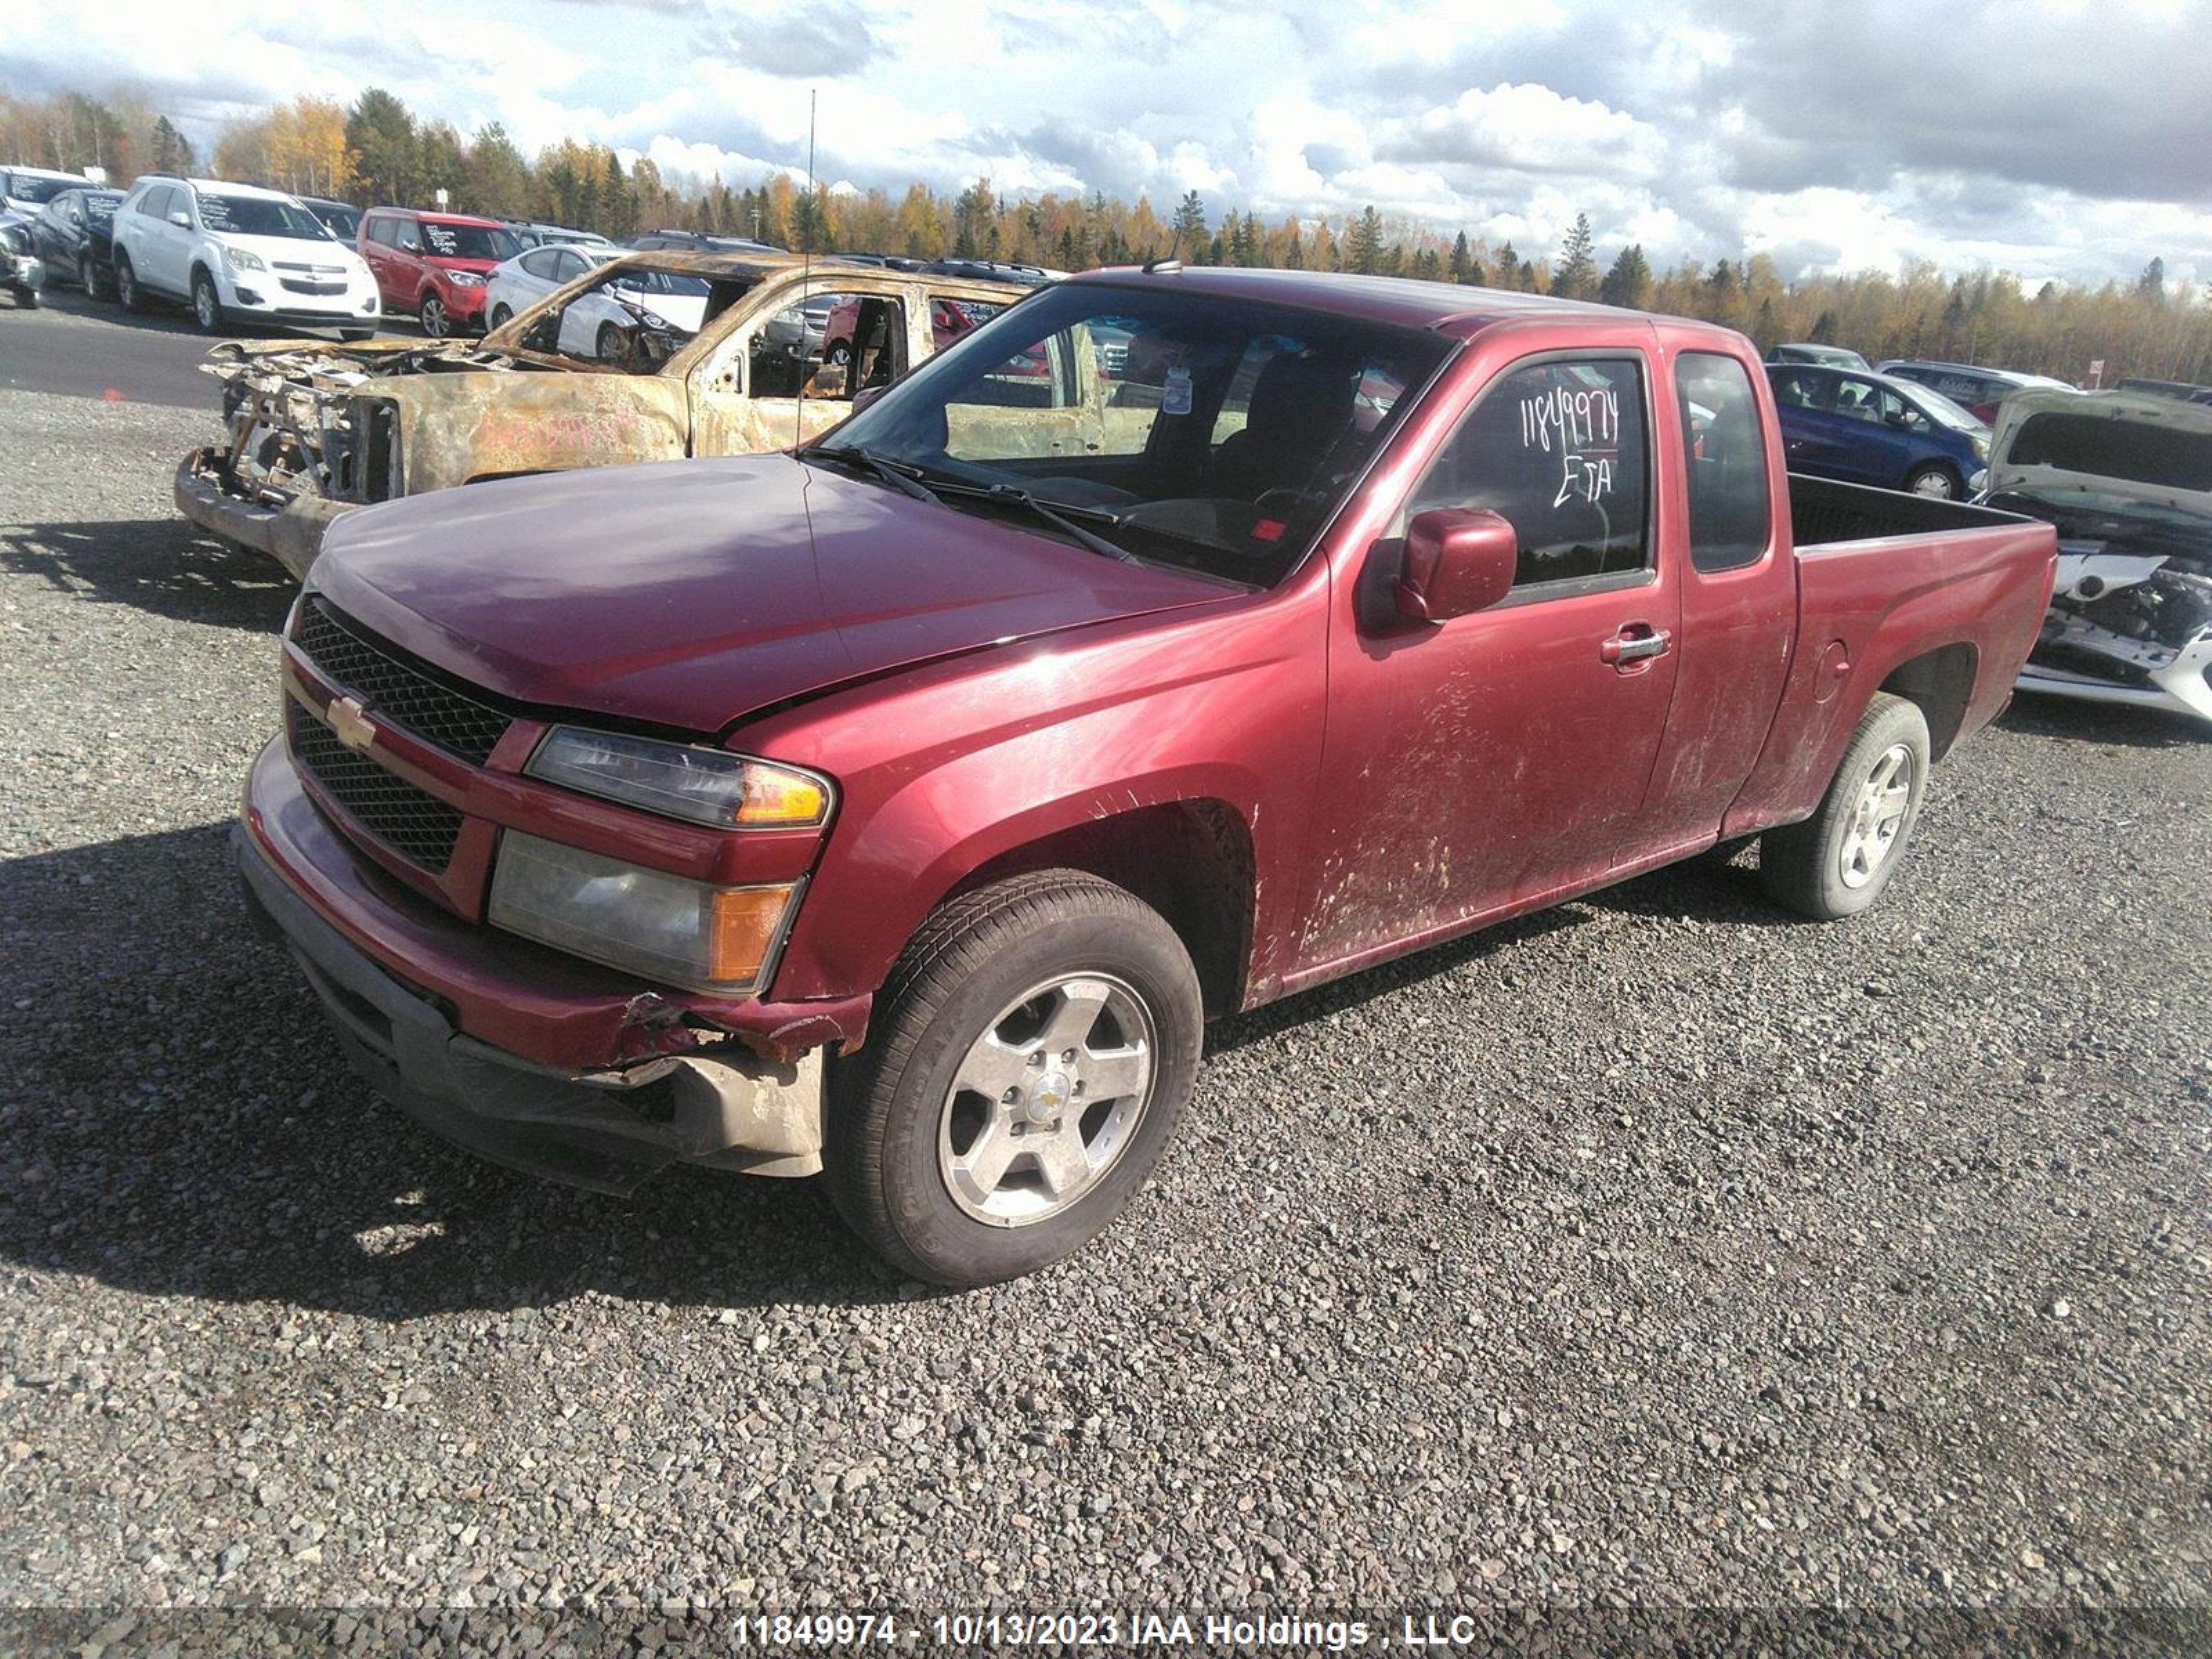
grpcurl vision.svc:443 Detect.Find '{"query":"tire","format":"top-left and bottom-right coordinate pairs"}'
top-left (79, 252), bottom-right (102, 298)
top-left (419, 293), bottom-right (448, 338)
top-left (13, 283), bottom-right (37, 310)
top-left (1904, 463), bottom-right (1960, 499)
top-left (1760, 692), bottom-right (1932, 920)
top-left (487, 303), bottom-right (511, 330)
top-left (595, 321), bottom-right (626, 362)
top-left (824, 870), bottom-right (1203, 1287)
top-left (190, 268), bottom-right (225, 334)
top-left (827, 342), bottom-right (851, 367)
top-left (114, 252), bottom-right (143, 312)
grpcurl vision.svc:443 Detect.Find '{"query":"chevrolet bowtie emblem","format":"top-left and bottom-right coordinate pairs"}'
top-left (327, 695), bottom-right (377, 752)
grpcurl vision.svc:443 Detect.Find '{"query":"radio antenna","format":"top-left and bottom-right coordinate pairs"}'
top-left (796, 88), bottom-right (816, 453)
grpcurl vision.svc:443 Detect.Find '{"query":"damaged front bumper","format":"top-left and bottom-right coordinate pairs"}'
top-left (2021, 545), bottom-right (2212, 724)
top-left (176, 447), bottom-right (356, 581)
top-left (237, 740), bottom-right (834, 1192)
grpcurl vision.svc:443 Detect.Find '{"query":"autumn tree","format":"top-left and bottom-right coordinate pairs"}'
top-left (265, 97), bottom-right (353, 197)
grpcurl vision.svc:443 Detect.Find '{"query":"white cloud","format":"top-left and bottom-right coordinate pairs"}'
top-left (1, 0), bottom-right (2204, 287)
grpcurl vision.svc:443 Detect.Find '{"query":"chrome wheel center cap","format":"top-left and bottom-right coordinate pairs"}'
top-left (1027, 1072), bottom-right (1073, 1124)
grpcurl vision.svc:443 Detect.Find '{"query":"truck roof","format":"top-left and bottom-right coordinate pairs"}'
top-left (1070, 264), bottom-right (1745, 345)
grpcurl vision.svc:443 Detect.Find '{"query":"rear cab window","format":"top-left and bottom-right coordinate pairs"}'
top-left (1676, 353), bottom-right (1772, 572)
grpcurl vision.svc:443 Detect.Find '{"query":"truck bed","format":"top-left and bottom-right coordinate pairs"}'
top-left (1788, 473), bottom-right (2023, 549)
top-left (1721, 474), bottom-right (2058, 839)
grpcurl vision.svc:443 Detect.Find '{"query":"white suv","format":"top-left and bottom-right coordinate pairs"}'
top-left (111, 176), bottom-right (380, 337)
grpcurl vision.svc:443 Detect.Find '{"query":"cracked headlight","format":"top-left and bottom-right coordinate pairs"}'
top-left (489, 832), bottom-right (801, 994)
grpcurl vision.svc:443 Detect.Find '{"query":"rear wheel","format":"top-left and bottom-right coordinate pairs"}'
top-left (419, 292), bottom-right (449, 338)
top-left (1760, 692), bottom-right (1931, 919)
top-left (824, 870), bottom-right (1203, 1286)
top-left (114, 252), bottom-right (143, 312)
top-left (191, 268), bottom-right (225, 334)
top-left (1904, 463), bottom-right (1960, 499)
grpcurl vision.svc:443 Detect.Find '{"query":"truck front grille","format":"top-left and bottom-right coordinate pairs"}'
top-left (288, 700), bottom-right (464, 873)
top-left (292, 599), bottom-right (513, 765)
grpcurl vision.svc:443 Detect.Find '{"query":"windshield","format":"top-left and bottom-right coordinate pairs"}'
top-left (421, 221), bottom-right (521, 261)
top-left (310, 202), bottom-right (361, 241)
top-left (821, 283), bottom-right (1454, 586)
top-left (1905, 383), bottom-right (1988, 433)
top-left (198, 195), bottom-right (333, 240)
top-left (8, 174), bottom-right (84, 206)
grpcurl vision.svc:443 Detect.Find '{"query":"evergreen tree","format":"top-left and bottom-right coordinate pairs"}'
top-left (345, 88), bottom-right (415, 205)
top-left (1598, 244), bottom-right (1651, 309)
top-left (1494, 241), bottom-right (1521, 289)
top-left (2138, 256), bottom-right (2167, 303)
top-left (1553, 212), bottom-right (1598, 300)
top-left (1170, 189), bottom-right (1207, 257)
top-left (1345, 205), bottom-right (1385, 275)
top-left (1449, 231), bottom-right (1478, 285)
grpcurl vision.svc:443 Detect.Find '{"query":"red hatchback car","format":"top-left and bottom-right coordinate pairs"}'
top-left (358, 207), bottom-right (523, 337)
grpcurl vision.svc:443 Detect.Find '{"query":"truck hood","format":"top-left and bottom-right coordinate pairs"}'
top-left (310, 454), bottom-right (1226, 732)
top-left (1985, 389), bottom-right (2212, 516)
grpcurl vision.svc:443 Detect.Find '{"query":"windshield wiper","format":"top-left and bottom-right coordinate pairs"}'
top-left (926, 478), bottom-right (1136, 563)
top-left (806, 444), bottom-right (941, 505)
top-left (808, 448), bottom-right (1136, 563)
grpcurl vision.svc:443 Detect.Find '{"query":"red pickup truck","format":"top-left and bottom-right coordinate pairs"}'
top-left (236, 268), bottom-right (2056, 1286)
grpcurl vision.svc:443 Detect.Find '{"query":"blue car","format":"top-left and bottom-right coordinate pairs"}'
top-left (1766, 364), bottom-right (1991, 499)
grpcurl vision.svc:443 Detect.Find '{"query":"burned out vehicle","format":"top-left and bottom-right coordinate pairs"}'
top-left (1982, 389), bottom-right (2212, 724)
top-left (175, 252), bottom-right (1028, 579)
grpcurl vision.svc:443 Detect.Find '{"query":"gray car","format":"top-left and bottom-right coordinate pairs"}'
top-left (1, 213), bottom-right (45, 308)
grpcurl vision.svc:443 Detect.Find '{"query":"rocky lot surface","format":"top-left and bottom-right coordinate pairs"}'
top-left (0, 357), bottom-right (2206, 1638)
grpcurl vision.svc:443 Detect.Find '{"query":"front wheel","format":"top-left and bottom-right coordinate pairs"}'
top-left (12, 283), bottom-right (37, 310)
top-left (1760, 692), bottom-right (1931, 919)
top-left (191, 269), bottom-right (225, 334)
top-left (80, 252), bottom-right (106, 299)
top-left (114, 252), bottom-right (143, 312)
top-left (1904, 463), bottom-right (1959, 499)
top-left (419, 293), bottom-right (449, 338)
top-left (487, 303), bottom-right (511, 330)
top-left (825, 870), bottom-right (1203, 1286)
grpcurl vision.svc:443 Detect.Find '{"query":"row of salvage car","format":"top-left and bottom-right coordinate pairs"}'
top-left (5, 157), bottom-right (2193, 733)
top-left (166, 245), bottom-right (2212, 730)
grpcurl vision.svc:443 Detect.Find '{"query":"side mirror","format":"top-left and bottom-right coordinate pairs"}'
top-left (400, 236), bottom-right (420, 253)
top-left (1395, 508), bottom-right (1518, 623)
top-left (851, 382), bottom-right (890, 415)
top-left (167, 211), bottom-right (189, 228)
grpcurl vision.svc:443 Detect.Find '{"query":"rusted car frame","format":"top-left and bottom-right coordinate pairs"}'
top-left (175, 252), bottom-right (1032, 579)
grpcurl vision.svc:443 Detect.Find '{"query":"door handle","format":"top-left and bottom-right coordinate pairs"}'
top-left (1600, 624), bottom-right (1671, 668)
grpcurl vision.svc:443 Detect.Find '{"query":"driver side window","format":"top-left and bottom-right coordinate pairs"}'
top-left (1402, 356), bottom-right (1651, 589)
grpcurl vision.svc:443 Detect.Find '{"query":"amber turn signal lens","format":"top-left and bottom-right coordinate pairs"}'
top-left (706, 883), bottom-right (798, 985)
top-left (735, 769), bottom-right (830, 827)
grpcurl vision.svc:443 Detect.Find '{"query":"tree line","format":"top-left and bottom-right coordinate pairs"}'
top-left (6, 83), bottom-right (2206, 384)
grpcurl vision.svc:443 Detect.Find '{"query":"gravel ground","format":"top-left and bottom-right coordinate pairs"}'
top-left (1, 374), bottom-right (2208, 1638)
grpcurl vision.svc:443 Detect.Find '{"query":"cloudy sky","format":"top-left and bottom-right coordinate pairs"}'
top-left (7, 0), bottom-right (2209, 287)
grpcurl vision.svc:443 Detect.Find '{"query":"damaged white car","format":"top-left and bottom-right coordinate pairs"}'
top-left (1981, 389), bottom-right (2212, 725)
